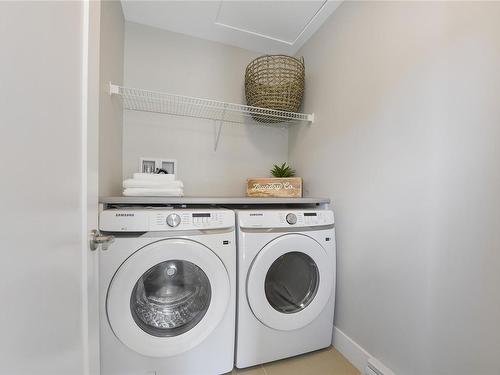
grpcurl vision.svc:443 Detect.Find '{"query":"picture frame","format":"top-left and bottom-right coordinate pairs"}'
top-left (139, 158), bottom-right (177, 175)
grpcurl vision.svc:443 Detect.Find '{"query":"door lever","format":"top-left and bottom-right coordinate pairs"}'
top-left (89, 229), bottom-right (115, 251)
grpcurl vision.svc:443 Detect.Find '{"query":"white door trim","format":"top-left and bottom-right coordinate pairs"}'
top-left (81, 0), bottom-right (101, 374)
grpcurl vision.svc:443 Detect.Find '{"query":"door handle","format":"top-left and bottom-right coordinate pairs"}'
top-left (89, 229), bottom-right (115, 251)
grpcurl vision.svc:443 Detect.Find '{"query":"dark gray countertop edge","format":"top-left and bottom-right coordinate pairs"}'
top-left (99, 196), bottom-right (330, 205)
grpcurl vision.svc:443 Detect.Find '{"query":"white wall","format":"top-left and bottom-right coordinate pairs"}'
top-left (123, 22), bottom-right (288, 196)
top-left (99, 0), bottom-right (124, 196)
top-left (0, 2), bottom-right (85, 374)
top-left (289, 2), bottom-right (500, 374)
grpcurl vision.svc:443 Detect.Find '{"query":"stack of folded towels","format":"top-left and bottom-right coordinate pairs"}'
top-left (123, 173), bottom-right (184, 197)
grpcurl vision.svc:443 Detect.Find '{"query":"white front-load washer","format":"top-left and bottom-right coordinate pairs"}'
top-left (235, 209), bottom-right (336, 368)
top-left (98, 208), bottom-right (236, 375)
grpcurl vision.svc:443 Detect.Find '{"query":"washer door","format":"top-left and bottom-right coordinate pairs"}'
top-left (247, 234), bottom-right (333, 331)
top-left (107, 238), bottom-right (230, 357)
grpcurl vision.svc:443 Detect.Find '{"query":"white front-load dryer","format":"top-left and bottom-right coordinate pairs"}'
top-left (235, 209), bottom-right (336, 368)
top-left (99, 208), bottom-right (236, 375)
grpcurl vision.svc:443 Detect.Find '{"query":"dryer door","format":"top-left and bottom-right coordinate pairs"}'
top-left (107, 238), bottom-right (230, 357)
top-left (247, 234), bottom-right (333, 331)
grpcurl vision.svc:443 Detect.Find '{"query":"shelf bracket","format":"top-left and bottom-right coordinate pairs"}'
top-left (109, 82), bottom-right (120, 95)
top-left (214, 120), bottom-right (223, 152)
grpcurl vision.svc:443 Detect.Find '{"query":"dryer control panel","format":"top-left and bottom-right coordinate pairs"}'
top-left (238, 210), bottom-right (334, 229)
top-left (99, 208), bottom-right (234, 232)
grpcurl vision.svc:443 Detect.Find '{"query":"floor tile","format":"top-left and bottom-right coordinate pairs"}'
top-left (262, 346), bottom-right (360, 375)
top-left (231, 365), bottom-right (266, 374)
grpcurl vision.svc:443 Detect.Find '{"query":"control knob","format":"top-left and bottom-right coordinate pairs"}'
top-left (166, 213), bottom-right (181, 227)
top-left (286, 213), bottom-right (297, 225)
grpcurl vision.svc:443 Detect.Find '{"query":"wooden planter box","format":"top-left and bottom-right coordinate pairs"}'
top-left (246, 177), bottom-right (303, 198)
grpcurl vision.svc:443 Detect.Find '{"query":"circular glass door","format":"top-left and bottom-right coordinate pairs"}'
top-left (247, 234), bottom-right (333, 331)
top-left (107, 239), bottom-right (230, 357)
top-left (265, 252), bottom-right (319, 314)
top-left (131, 260), bottom-right (211, 337)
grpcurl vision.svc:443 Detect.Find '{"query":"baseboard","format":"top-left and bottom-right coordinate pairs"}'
top-left (332, 326), bottom-right (396, 375)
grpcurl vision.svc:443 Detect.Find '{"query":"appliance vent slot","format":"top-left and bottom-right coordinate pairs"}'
top-left (365, 357), bottom-right (396, 375)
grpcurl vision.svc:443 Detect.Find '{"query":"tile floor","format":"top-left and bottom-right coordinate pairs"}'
top-left (230, 346), bottom-right (360, 375)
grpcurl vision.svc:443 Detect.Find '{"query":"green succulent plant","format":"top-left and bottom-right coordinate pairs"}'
top-left (271, 162), bottom-right (296, 178)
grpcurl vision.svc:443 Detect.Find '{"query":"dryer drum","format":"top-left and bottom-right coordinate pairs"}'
top-left (130, 260), bottom-right (212, 337)
top-left (264, 251), bottom-right (319, 314)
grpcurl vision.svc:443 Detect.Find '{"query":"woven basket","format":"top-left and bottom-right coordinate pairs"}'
top-left (245, 55), bottom-right (305, 123)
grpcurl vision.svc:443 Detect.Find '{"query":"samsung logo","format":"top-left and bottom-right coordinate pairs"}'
top-left (249, 213), bottom-right (263, 216)
top-left (116, 213), bottom-right (134, 217)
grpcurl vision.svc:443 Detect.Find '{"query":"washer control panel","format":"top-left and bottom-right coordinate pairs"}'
top-left (100, 208), bottom-right (234, 232)
top-left (238, 210), bottom-right (334, 229)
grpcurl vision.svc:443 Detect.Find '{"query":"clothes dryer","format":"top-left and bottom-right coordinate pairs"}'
top-left (235, 209), bottom-right (336, 368)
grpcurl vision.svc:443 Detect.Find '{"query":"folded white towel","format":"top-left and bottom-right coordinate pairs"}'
top-left (133, 173), bottom-right (175, 181)
top-left (123, 179), bottom-right (184, 189)
top-left (123, 188), bottom-right (184, 197)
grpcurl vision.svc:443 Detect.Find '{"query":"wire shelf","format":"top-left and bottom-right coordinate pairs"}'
top-left (109, 83), bottom-right (314, 125)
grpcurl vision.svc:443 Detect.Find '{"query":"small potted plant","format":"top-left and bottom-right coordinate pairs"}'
top-left (246, 163), bottom-right (302, 198)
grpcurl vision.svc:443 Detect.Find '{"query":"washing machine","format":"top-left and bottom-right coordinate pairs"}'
top-left (98, 207), bottom-right (236, 375)
top-left (235, 209), bottom-right (336, 368)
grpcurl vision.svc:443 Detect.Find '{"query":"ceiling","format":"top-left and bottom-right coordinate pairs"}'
top-left (121, 1), bottom-right (342, 55)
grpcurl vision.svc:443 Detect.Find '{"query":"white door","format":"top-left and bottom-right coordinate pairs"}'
top-left (247, 234), bottom-right (334, 331)
top-left (0, 2), bottom-right (100, 374)
top-left (106, 239), bottom-right (231, 357)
